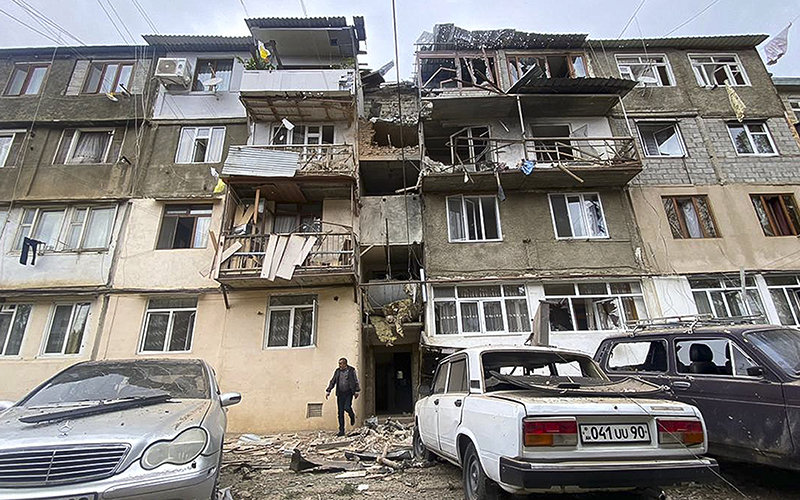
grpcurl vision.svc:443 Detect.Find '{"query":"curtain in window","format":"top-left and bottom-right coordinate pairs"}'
top-left (274, 215), bottom-right (297, 233)
top-left (447, 197), bottom-right (465, 240)
top-left (177, 128), bottom-right (197, 163)
top-left (434, 302), bottom-right (458, 334)
top-left (71, 132), bottom-right (110, 163)
top-left (0, 135), bottom-right (12, 166)
top-left (207, 127), bottom-right (225, 162)
top-left (678, 199), bottom-right (703, 238)
top-left (83, 208), bottom-right (114, 248)
top-left (584, 197), bottom-right (607, 237)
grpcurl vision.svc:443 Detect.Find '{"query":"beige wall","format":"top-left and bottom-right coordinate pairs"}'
top-left (630, 184), bottom-right (800, 274)
top-left (98, 286), bottom-right (362, 434)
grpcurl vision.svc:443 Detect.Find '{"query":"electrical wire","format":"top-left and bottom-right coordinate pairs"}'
top-left (95, 0), bottom-right (130, 45)
top-left (10, 0), bottom-right (87, 46)
top-left (105, 0), bottom-right (138, 44)
top-left (0, 6), bottom-right (60, 44)
top-left (237, 0), bottom-right (250, 18)
top-left (617, 0), bottom-right (649, 39)
top-left (129, 0), bottom-right (158, 34)
top-left (663, 0), bottom-right (722, 37)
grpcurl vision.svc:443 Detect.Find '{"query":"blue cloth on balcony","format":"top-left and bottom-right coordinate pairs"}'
top-left (521, 159), bottom-right (536, 175)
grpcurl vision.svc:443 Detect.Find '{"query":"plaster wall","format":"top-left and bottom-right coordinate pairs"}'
top-left (360, 195), bottom-right (422, 246)
top-left (322, 199), bottom-right (357, 234)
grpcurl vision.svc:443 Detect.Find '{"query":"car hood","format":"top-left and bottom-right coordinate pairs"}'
top-left (0, 399), bottom-right (211, 466)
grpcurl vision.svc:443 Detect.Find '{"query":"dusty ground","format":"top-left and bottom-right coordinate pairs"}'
top-left (218, 430), bottom-right (800, 500)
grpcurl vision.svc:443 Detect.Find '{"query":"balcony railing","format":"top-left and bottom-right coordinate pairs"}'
top-left (240, 69), bottom-right (356, 95)
top-left (226, 144), bottom-right (356, 177)
top-left (217, 232), bottom-right (357, 278)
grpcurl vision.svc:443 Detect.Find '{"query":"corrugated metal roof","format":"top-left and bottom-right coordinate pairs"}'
top-left (416, 24), bottom-right (587, 50)
top-left (142, 35), bottom-right (253, 52)
top-left (588, 34), bottom-right (768, 50)
top-left (245, 17), bottom-right (349, 29)
top-left (508, 76), bottom-right (637, 96)
top-left (772, 76), bottom-right (800, 87)
top-left (221, 146), bottom-right (300, 178)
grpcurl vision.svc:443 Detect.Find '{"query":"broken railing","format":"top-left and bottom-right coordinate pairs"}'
top-left (238, 144), bottom-right (356, 176)
top-left (217, 231), bottom-right (357, 277)
top-left (448, 136), bottom-right (640, 170)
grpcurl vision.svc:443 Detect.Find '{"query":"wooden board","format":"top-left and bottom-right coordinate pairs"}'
top-left (219, 241), bottom-right (242, 264)
top-left (268, 235), bottom-right (289, 281)
top-left (275, 234), bottom-right (306, 280)
top-left (259, 235), bottom-right (279, 279)
top-left (296, 236), bottom-right (317, 266)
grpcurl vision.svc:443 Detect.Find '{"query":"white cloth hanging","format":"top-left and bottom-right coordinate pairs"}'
top-left (765, 24), bottom-right (791, 65)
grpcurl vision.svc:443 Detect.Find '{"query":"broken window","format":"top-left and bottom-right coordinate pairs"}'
top-left (689, 54), bottom-right (748, 87)
top-left (608, 340), bottom-right (668, 373)
top-left (0, 304), bottom-right (31, 356)
top-left (507, 54), bottom-right (586, 84)
top-left (433, 284), bottom-right (530, 336)
top-left (271, 124), bottom-right (335, 145)
top-left (140, 298), bottom-right (197, 353)
top-left (265, 295), bottom-right (316, 348)
top-left (447, 195), bottom-right (501, 242)
top-left (727, 122), bottom-right (776, 156)
top-left (192, 58), bottom-right (233, 91)
top-left (549, 193), bottom-right (608, 239)
top-left (675, 338), bottom-right (757, 377)
top-left (82, 61), bottom-right (133, 94)
top-left (616, 55), bottom-right (674, 87)
top-left (4, 63), bottom-right (49, 96)
top-left (157, 204), bottom-right (212, 249)
top-left (544, 282), bottom-right (647, 332)
top-left (531, 125), bottom-right (573, 162)
top-left (418, 54), bottom-right (497, 90)
top-left (637, 122), bottom-right (684, 157)
top-left (765, 275), bottom-right (800, 326)
top-left (273, 203), bottom-right (322, 233)
top-left (43, 302), bottom-right (91, 355)
top-left (689, 276), bottom-right (764, 319)
top-left (0, 131), bottom-right (22, 167)
top-left (662, 196), bottom-right (718, 239)
top-left (176, 126), bottom-right (226, 163)
top-left (451, 126), bottom-right (491, 165)
top-left (751, 194), bottom-right (800, 237)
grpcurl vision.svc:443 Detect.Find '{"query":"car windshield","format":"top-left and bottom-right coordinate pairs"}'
top-left (746, 328), bottom-right (800, 376)
top-left (21, 361), bottom-right (210, 407)
top-left (482, 350), bottom-right (607, 393)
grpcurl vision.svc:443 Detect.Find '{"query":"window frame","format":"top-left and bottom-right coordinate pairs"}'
top-left (689, 276), bottom-right (764, 319)
top-left (81, 61), bottom-right (134, 95)
top-left (636, 121), bottom-right (686, 157)
top-left (263, 295), bottom-right (318, 349)
top-left (54, 128), bottom-right (116, 165)
top-left (444, 355), bottom-right (470, 394)
top-left (548, 192), bottom-right (609, 240)
top-left (727, 122), bottom-right (777, 157)
top-left (789, 98), bottom-right (800, 122)
top-left (175, 126), bottom-right (226, 164)
top-left (750, 194), bottom-right (800, 237)
top-left (432, 283), bottom-right (531, 336)
top-left (0, 304), bottom-right (32, 357)
top-left (417, 52), bottom-right (500, 91)
top-left (543, 281), bottom-right (648, 332)
top-left (673, 337), bottom-right (761, 378)
top-left (764, 275), bottom-right (800, 326)
top-left (138, 298), bottom-right (198, 354)
top-left (41, 302), bottom-right (91, 356)
top-left (155, 203), bottom-right (213, 250)
top-left (4, 63), bottom-right (50, 96)
top-left (446, 195), bottom-right (503, 243)
top-left (192, 58), bottom-right (233, 92)
top-left (0, 129), bottom-right (25, 167)
top-left (269, 123), bottom-right (335, 146)
top-left (615, 54), bottom-right (675, 87)
top-left (688, 53), bottom-right (750, 87)
top-left (506, 52), bottom-right (588, 84)
top-left (662, 195), bottom-right (719, 239)
top-left (12, 205), bottom-right (116, 252)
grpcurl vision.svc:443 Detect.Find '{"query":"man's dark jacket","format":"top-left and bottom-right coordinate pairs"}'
top-left (326, 366), bottom-right (360, 395)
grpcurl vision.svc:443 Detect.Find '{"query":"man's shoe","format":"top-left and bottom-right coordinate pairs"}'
top-left (350, 413), bottom-right (356, 426)
top-left (336, 431), bottom-right (345, 437)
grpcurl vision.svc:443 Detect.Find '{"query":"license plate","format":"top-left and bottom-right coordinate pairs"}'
top-left (39, 495), bottom-right (96, 500)
top-left (580, 423), bottom-right (650, 444)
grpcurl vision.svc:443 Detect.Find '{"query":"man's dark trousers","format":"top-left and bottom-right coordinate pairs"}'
top-left (336, 391), bottom-right (355, 434)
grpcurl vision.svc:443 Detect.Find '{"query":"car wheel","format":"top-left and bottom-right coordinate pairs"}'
top-left (463, 442), bottom-right (502, 500)
top-left (636, 487), bottom-right (667, 500)
top-left (413, 424), bottom-right (434, 461)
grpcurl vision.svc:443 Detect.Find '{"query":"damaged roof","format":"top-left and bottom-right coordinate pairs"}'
top-left (416, 23), bottom-right (587, 50)
top-left (772, 76), bottom-right (800, 88)
top-left (142, 35), bottom-right (253, 52)
top-left (246, 15), bottom-right (367, 39)
top-left (588, 34), bottom-right (768, 50)
top-left (508, 76), bottom-right (637, 95)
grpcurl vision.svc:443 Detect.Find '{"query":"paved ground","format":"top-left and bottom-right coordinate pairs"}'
top-left (219, 457), bottom-right (800, 500)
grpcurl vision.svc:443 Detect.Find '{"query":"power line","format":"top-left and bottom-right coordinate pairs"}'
top-left (129, 0), bottom-right (158, 34)
top-left (11, 0), bottom-right (86, 45)
top-left (105, 0), bottom-right (138, 44)
top-left (298, 0), bottom-right (308, 17)
top-left (95, 0), bottom-right (130, 44)
top-left (663, 0), bottom-right (722, 37)
top-left (617, 0), bottom-right (649, 39)
top-left (0, 6), bottom-right (60, 44)
top-left (237, 0), bottom-right (249, 17)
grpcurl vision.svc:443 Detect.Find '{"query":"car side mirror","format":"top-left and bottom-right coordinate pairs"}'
top-left (0, 401), bottom-right (13, 412)
top-left (419, 385), bottom-right (431, 397)
top-left (220, 392), bottom-right (242, 407)
top-left (746, 366), bottom-right (765, 377)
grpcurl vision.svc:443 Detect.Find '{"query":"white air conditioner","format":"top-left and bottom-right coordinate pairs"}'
top-left (155, 58), bottom-right (193, 88)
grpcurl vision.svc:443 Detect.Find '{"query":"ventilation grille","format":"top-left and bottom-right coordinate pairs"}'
top-left (306, 403), bottom-right (323, 418)
top-left (0, 444), bottom-right (129, 487)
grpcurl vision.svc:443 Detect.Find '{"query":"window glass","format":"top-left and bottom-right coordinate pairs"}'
top-left (546, 281), bottom-right (646, 331)
top-left (549, 193), bottom-right (608, 239)
top-left (608, 340), bottom-right (668, 372)
top-left (434, 302), bottom-right (458, 335)
top-left (447, 358), bottom-right (468, 393)
top-left (690, 54), bottom-right (748, 86)
top-left (746, 328), bottom-right (800, 375)
top-left (176, 127), bottom-right (226, 163)
top-left (447, 195), bottom-right (501, 242)
top-left (82, 207), bottom-right (114, 248)
top-left (82, 62), bottom-right (133, 94)
top-left (32, 209), bottom-right (65, 251)
top-left (44, 303), bottom-right (90, 355)
top-left (68, 131), bottom-right (112, 164)
top-left (675, 339), bottom-right (732, 375)
top-left (157, 204), bottom-right (213, 249)
top-left (638, 123), bottom-right (683, 156)
top-left (728, 122), bottom-right (775, 156)
top-left (5, 64), bottom-right (48, 96)
top-left (617, 55), bottom-right (673, 86)
top-left (139, 298), bottom-right (197, 353)
top-left (432, 363), bottom-right (448, 394)
top-left (750, 194), bottom-right (800, 237)
top-left (193, 59), bottom-right (233, 91)
top-left (434, 284), bottom-right (529, 336)
top-left (0, 304), bottom-right (31, 356)
top-left (662, 196), bottom-right (718, 239)
top-left (0, 134), bottom-right (14, 167)
top-left (265, 295), bottom-right (316, 348)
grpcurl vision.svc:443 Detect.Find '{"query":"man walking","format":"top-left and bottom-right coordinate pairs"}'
top-left (326, 357), bottom-right (360, 436)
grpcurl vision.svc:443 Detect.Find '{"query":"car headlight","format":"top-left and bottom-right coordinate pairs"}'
top-left (141, 427), bottom-right (208, 470)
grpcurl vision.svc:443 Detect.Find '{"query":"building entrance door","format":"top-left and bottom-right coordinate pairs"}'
top-left (374, 351), bottom-right (413, 415)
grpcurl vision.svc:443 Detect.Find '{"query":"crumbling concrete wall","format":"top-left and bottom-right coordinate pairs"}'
top-left (360, 84), bottom-right (420, 158)
top-left (360, 194), bottom-right (422, 245)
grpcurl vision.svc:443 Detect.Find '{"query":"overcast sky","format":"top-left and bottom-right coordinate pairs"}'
top-left (1, 0), bottom-right (799, 79)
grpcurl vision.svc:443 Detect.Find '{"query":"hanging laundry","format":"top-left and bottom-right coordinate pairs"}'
top-left (19, 237), bottom-right (43, 266)
top-left (765, 24), bottom-right (791, 65)
top-left (521, 159), bottom-right (536, 175)
top-left (213, 178), bottom-right (226, 194)
top-left (726, 81), bottom-right (746, 122)
top-left (494, 171), bottom-right (506, 201)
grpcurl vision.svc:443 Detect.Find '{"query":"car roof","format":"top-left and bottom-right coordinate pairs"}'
top-left (600, 323), bottom-right (789, 341)
top-left (439, 345), bottom-right (592, 365)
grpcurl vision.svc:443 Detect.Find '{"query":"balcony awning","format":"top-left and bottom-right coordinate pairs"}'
top-left (222, 146), bottom-right (301, 178)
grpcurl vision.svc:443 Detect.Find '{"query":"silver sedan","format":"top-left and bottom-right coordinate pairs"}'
top-left (0, 358), bottom-right (241, 500)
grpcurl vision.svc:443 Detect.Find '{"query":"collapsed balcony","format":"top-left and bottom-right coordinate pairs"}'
top-left (225, 144), bottom-right (357, 178)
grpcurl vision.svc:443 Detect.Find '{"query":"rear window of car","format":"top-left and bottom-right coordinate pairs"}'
top-left (607, 340), bottom-right (668, 373)
top-left (22, 360), bottom-right (210, 406)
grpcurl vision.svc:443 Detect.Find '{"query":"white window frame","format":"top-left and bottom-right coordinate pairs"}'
top-left (789, 98), bottom-right (800, 122)
top-left (544, 281), bottom-right (648, 332)
top-left (138, 299), bottom-right (197, 354)
top-left (432, 283), bottom-right (530, 336)
top-left (41, 302), bottom-right (91, 356)
top-left (763, 275), bottom-right (800, 326)
top-left (615, 54), bottom-right (675, 87)
top-left (269, 123), bottom-right (334, 145)
top-left (0, 129), bottom-right (25, 167)
top-left (63, 205), bottom-right (117, 251)
top-left (688, 53), bottom-right (750, 87)
top-left (263, 295), bottom-right (317, 349)
top-left (726, 122), bottom-right (778, 157)
top-left (55, 128), bottom-right (115, 165)
top-left (636, 121), bottom-right (686, 157)
top-left (446, 195), bottom-right (503, 243)
top-left (548, 193), bottom-right (609, 240)
top-left (0, 304), bottom-right (32, 357)
top-left (175, 126), bottom-right (226, 164)
top-left (689, 276), bottom-right (764, 319)
top-left (13, 205), bottom-right (116, 252)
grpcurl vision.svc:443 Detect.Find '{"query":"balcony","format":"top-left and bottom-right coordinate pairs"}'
top-left (239, 69), bottom-right (357, 121)
top-left (214, 231), bottom-right (358, 287)
top-left (223, 144), bottom-right (357, 181)
top-left (422, 136), bottom-right (642, 191)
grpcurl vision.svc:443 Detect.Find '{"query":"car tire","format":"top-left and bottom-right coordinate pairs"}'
top-left (463, 442), bottom-right (503, 500)
top-left (412, 424), bottom-right (434, 461)
top-left (636, 487), bottom-right (667, 500)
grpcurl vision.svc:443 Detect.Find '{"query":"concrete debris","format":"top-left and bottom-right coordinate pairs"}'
top-left (215, 486), bottom-right (234, 500)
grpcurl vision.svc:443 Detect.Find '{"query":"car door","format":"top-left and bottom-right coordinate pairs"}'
top-left (420, 362), bottom-right (449, 451)
top-left (668, 336), bottom-right (791, 460)
top-left (601, 338), bottom-right (671, 388)
top-left (436, 356), bottom-right (468, 459)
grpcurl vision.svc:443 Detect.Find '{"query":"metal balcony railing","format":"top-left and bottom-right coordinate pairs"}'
top-left (230, 144), bottom-right (356, 177)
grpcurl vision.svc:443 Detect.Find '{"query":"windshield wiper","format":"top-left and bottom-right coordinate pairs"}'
top-left (20, 393), bottom-right (171, 424)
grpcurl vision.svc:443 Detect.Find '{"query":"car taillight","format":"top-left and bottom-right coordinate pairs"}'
top-left (657, 419), bottom-right (704, 446)
top-left (523, 418), bottom-right (578, 447)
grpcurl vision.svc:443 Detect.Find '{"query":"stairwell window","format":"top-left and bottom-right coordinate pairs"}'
top-left (549, 193), bottom-right (608, 239)
top-left (751, 194), bottom-right (800, 237)
top-left (689, 54), bottom-right (749, 87)
top-left (43, 303), bottom-right (91, 355)
top-left (139, 298), bottom-right (197, 353)
top-left (662, 196), bottom-right (718, 239)
top-left (176, 127), bottom-right (225, 163)
top-left (265, 295), bottom-right (316, 349)
top-left (156, 204), bottom-right (212, 249)
top-left (616, 55), bottom-right (674, 87)
top-left (727, 122), bottom-right (776, 156)
top-left (637, 122), bottom-right (685, 157)
top-left (446, 195), bottom-right (501, 242)
top-left (4, 63), bottom-right (49, 96)
top-left (0, 304), bottom-right (32, 356)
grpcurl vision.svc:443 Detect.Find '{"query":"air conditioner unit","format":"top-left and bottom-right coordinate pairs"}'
top-left (155, 58), bottom-right (193, 88)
